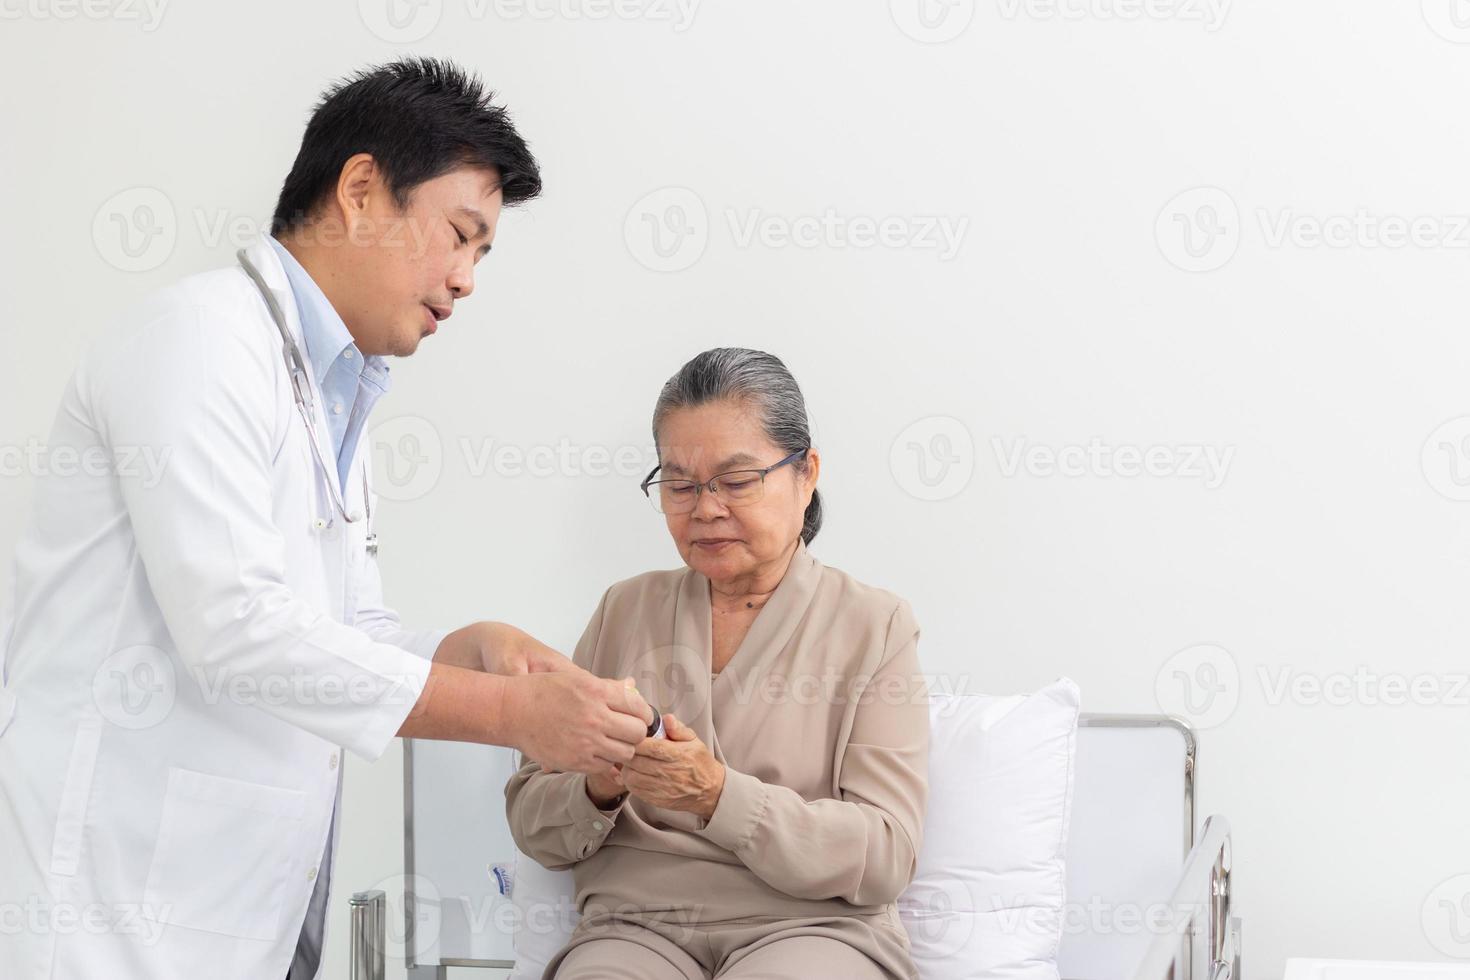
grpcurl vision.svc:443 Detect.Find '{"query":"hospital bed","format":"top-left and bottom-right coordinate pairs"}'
top-left (348, 714), bottom-right (1241, 980)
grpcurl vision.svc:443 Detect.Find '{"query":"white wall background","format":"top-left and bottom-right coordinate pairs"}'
top-left (4, 2), bottom-right (1470, 978)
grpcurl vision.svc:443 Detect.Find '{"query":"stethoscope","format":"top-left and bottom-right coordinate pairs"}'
top-left (236, 247), bottom-right (378, 558)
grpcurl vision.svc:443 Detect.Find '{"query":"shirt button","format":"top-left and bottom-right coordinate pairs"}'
top-left (592, 821), bottom-right (605, 831)
top-left (332, 403), bottom-right (344, 415)
top-left (348, 511), bottom-right (363, 523)
top-left (307, 867), bottom-right (318, 881)
top-left (343, 349), bottom-right (354, 360)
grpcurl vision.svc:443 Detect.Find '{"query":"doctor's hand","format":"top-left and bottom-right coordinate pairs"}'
top-left (482, 626), bottom-right (578, 676)
top-left (621, 714), bottom-right (726, 820)
top-left (507, 672), bottom-right (654, 776)
top-left (440, 622), bottom-right (579, 676)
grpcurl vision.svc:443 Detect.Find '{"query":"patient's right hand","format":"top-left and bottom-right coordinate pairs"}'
top-left (507, 671), bottom-right (653, 775)
top-left (585, 767), bottom-right (626, 808)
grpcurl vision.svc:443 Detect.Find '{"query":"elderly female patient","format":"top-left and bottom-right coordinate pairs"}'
top-left (505, 348), bottom-right (929, 980)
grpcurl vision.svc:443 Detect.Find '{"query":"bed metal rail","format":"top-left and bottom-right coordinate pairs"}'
top-left (1130, 815), bottom-right (1241, 980)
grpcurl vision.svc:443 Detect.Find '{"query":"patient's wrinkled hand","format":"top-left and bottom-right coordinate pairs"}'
top-left (585, 766), bottom-right (626, 808)
top-left (621, 715), bottom-right (726, 820)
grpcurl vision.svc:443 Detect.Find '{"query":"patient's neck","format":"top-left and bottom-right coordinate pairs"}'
top-left (709, 540), bottom-right (797, 612)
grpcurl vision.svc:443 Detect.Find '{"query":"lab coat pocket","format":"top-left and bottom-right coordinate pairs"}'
top-left (49, 713), bottom-right (104, 876)
top-left (142, 767), bottom-right (308, 942)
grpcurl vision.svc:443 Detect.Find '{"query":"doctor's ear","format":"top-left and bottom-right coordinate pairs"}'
top-left (334, 152), bottom-right (388, 231)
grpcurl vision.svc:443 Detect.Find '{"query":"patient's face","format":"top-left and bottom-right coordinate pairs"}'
top-left (656, 399), bottom-right (816, 586)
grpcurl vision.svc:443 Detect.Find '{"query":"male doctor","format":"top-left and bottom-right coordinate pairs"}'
top-left (0, 57), bottom-right (652, 979)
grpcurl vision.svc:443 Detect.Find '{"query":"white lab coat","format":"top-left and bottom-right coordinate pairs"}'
top-left (0, 234), bottom-right (447, 979)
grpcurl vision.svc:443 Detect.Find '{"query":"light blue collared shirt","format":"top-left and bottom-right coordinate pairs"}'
top-left (267, 235), bottom-right (391, 488)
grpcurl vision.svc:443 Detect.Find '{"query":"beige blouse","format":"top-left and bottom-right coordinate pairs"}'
top-left (504, 540), bottom-right (929, 930)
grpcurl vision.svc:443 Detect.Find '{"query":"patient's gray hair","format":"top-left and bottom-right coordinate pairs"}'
top-left (652, 348), bottom-right (823, 546)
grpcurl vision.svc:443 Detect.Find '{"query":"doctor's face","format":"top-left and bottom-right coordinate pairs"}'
top-left (331, 159), bottom-right (504, 357)
top-left (655, 399), bottom-right (818, 587)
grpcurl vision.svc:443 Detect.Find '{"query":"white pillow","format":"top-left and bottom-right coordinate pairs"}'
top-left (898, 679), bottom-right (1081, 980)
top-left (507, 852), bottom-right (578, 980)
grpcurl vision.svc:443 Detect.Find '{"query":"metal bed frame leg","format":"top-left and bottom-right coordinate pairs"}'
top-left (349, 891), bottom-right (386, 980)
top-left (351, 888), bottom-right (448, 980)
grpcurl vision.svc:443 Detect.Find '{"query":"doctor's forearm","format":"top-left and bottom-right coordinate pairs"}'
top-left (395, 662), bottom-right (517, 746)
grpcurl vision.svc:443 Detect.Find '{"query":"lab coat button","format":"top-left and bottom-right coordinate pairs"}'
top-left (348, 511), bottom-right (363, 523)
top-left (307, 867), bottom-right (318, 881)
top-left (329, 753), bottom-right (339, 770)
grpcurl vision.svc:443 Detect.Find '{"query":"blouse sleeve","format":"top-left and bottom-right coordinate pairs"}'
top-left (503, 588), bottom-right (629, 870)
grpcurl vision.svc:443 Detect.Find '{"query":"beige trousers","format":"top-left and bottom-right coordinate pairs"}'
top-left (545, 913), bottom-right (911, 980)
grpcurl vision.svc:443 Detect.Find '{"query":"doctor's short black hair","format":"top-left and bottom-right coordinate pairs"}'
top-left (270, 57), bottom-right (541, 237)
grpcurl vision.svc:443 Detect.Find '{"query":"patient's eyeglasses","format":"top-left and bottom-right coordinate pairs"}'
top-left (640, 449), bottom-right (808, 515)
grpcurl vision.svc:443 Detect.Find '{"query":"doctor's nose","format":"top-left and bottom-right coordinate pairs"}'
top-left (447, 261), bottom-right (474, 300)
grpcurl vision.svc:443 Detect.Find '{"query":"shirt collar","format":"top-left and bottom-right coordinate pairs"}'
top-left (265, 234), bottom-right (387, 388)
